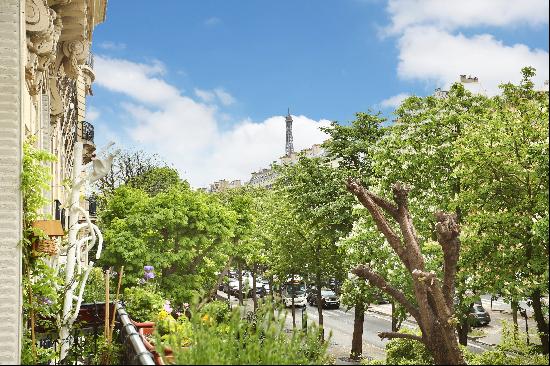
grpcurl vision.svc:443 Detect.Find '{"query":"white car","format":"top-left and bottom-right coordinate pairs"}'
top-left (283, 293), bottom-right (307, 307)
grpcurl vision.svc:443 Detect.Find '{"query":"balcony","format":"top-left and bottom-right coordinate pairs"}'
top-left (35, 302), bottom-right (155, 365)
top-left (81, 120), bottom-right (96, 164)
top-left (82, 52), bottom-right (95, 95)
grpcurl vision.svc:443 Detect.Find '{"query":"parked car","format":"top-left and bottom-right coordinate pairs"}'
top-left (282, 280), bottom-right (307, 308)
top-left (261, 282), bottom-right (271, 294)
top-left (469, 303), bottom-right (491, 326)
top-left (221, 280), bottom-right (240, 296)
top-left (374, 293), bottom-right (390, 305)
top-left (308, 288), bottom-right (340, 309)
top-left (248, 285), bottom-right (267, 298)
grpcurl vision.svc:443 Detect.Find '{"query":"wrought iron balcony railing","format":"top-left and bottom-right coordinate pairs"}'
top-left (82, 120), bottom-right (94, 142)
top-left (87, 196), bottom-right (97, 217)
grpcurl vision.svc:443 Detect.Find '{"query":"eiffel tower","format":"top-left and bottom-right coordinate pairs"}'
top-left (285, 108), bottom-right (294, 156)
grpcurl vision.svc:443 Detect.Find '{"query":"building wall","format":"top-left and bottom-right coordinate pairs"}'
top-left (0, 1), bottom-right (23, 363)
top-left (0, 0), bottom-right (106, 362)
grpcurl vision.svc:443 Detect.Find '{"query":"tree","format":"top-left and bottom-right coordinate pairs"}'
top-left (372, 83), bottom-right (494, 345)
top-left (338, 212), bottom-right (413, 360)
top-left (346, 181), bottom-right (465, 365)
top-left (321, 112), bottom-right (386, 186)
top-left (98, 183), bottom-right (237, 306)
top-left (323, 112), bottom-right (387, 357)
top-left (95, 149), bottom-right (174, 197)
top-left (275, 156), bottom-right (354, 339)
top-left (455, 67), bottom-right (549, 353)
top-left (242, 187), bottom-right (276, 311)
top-left (216, 188), bottom-right (255, 306)
top-left (127, 166), bottom-right (181, 196)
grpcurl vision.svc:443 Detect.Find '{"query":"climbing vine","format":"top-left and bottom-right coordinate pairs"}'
top-left (21, 137), bottom-right (63, 364)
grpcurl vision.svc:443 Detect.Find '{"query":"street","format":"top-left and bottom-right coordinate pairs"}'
top-left (216, 291), bottom-right (493, 362)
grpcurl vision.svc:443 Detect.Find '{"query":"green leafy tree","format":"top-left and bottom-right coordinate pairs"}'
top-left (338, 212), bottom-right (413, 359)
top-left (127, 166), bottom-right (182, 196)
top-left (371, 82), bottom-right (495, 345)
top-left (216, 187), bottom-right (255, 306)
top-left (322, 112), bottom-right (386, 186)
top-left (323, 112), bottom-right (387, 357)
top-left (275, 156), bottom-right (354, 339)
top-left (455, 67), bottom-right (549, 353)
top-left (99, 183), bottom-right (237, 306)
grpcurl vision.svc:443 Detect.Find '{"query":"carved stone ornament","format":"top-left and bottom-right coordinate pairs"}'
top-left (25, 0), bottom-right (62, 95)
top-left (62, 40), bottom-right (89, 79)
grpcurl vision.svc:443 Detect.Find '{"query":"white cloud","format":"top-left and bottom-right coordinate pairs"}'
top-left (204, 17), bottom-right (221, 26)
top-left (94, 56), bottom-right (176, 105)
top-left (94, 56), bottom-right (330, 187)
top-left (214, 88), bottom-right (235, 106)
top-left (397, 26), bottom-right (549, 94)
top-left (98, 41), bottom-right (127, 51)
top-left (194, 88), bottom-right (236, 106)
top-left (382, 0), bottom-right (549, 95)
top-left (385, 0), bottom-right (548, 34)
top-left (380, 93), bottom-right (410, 109)
top-left (194, 88), bottom-right (216, 103)
top-left (86, 105), bottom-right (101, 122)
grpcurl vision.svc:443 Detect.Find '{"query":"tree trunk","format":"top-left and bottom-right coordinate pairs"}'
top-left (531, 289), bottom-right (549, 354)
top-left (520, 309), bottom-right (530, 345)
top-left (424, 324), bottom-right (465, 365)
top-left (512, 300), bottom-right (519, 334)
top-left (316, 271), bottom-right (324, 341)
top-left (457, 317), bottom-right (469, 346)
top-left (199, 257), bottom-right (233, 309)
top-left (252, 263), bottom-right (258, 312)
top-left (391, 301), bottom-right (399, 332)
top-left (350, 301), bottom-right (365, 360)
top-left (346, 180), bottom-right (466, 365)
top-left (269, 275), bottom-right (274, 301)
top-left (238, 261), bottom-right (243, 306)
top-left (227, 277), bottom-right (231, 305)
top-left (292, 294), bottom-right (296, 328)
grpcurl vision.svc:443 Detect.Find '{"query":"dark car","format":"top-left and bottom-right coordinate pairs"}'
top-left (248, 285), bottom-right (267, 298)
top-left (306, 286), bottom-right (316, 304)
top-left (308, 288), bottom-right (340, 309)
top-left (469, 303), bottom-right (491, 326)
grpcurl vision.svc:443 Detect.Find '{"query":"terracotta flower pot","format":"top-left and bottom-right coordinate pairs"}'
top-left (131, 318), bottom-right (156, 329)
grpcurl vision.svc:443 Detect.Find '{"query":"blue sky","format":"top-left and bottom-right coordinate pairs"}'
top-left (88, 0), bottom-right (549, 187)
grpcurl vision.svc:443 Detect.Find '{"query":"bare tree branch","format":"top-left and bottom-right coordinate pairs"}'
top-left (346, 179), bottom-right (411, 269)
top-left (378, 332), bottom-right (424, 343)
top-left (392, 183), bottom-right (425, 271)
top-left (366, 191), bottom-right (399, 220)
top-left (352, 264), bottom-right (421, 322)
top-left (199, 256), bottom-right (233, 309)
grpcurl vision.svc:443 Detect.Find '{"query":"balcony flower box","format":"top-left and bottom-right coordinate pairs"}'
top-left (138, 325), bottom-right (175, 365)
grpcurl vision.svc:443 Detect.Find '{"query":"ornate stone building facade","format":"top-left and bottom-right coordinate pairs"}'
top-left (0, 1), bottom-right (106, 363)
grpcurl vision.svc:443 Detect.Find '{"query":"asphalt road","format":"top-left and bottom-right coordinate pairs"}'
top-left (283, 304), bottom-right (491, 360)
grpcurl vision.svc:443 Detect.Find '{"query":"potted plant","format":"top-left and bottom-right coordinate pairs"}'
top-left (123, 266), bottom-right (164, 328)
top-left (30, 220), bottom-right (64, 256)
